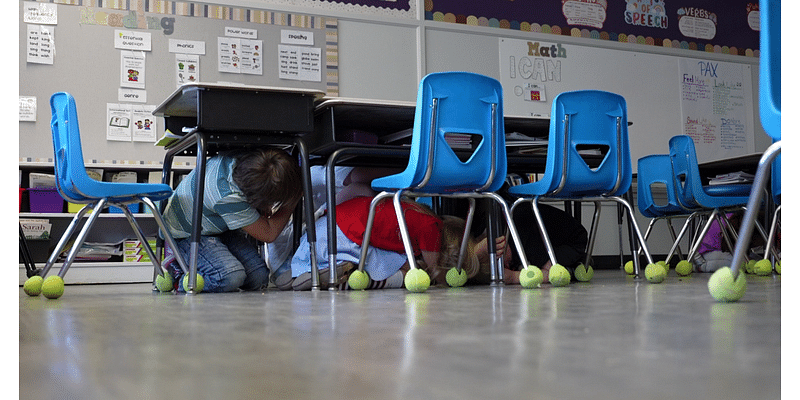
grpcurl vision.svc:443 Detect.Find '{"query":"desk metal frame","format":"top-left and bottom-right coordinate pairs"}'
top-left (154, 84), bottom-right (324, 293)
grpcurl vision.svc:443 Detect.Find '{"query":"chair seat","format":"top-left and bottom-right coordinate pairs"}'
top-left (703, 183), bottom-right (751, 197)
top-left (63, 180), bottom-right (173, 204)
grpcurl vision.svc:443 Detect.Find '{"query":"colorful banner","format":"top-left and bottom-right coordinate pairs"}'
top-left (427, 0), bottom-right (760, 57)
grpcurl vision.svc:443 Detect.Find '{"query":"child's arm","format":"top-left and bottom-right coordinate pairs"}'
top-left (240, 203), bottom-right (296, 243)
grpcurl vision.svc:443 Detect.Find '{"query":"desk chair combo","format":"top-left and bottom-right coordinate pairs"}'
top-left (22, 92), bottom-right (190, 299)
top-left (507, 90), bottom-right (659, 284)
top-left (707, 0), bottom-right (781, 302)
top-left (347, 71), bottom-right (540, 292)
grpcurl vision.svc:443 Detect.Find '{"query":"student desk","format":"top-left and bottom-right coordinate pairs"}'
top-left (153, 83), bottom-right (325, 293)
top-left (309, 98), bottom-right (563, 287)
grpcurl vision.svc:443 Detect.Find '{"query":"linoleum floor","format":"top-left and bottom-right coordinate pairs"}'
top-left (19, 270), bottom-right (782, 400)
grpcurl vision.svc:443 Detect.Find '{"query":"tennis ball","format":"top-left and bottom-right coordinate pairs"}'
top-left (675, 260), bottom-right (693, 276)
top-left (744, 259), bottom-right (757, 274)
top-left (708, 267), bottom-right (747, 302)
top-left (41, 276), bottom-right (65, 299)
top-left (753, 259), bottom-right (773, 276)
top-left (445, 267), bottom-right (468, 287)
top-left (624, 260), bottom-right (634, 275)
top-left (519, 265), bottom-right (543, 288)
top-left (182, 274), bottom-right (205, 293)
top-left (155, 272), bottom-right (174, 292)
top-left (657, 260), bottom-right (668, 273)
top-left (348, 270), bottom-right (370, 290)
top-left (548, 264), bottom-right (570, 287)
top-left (775, 261), bottom-right (781, 274)
top-left (23, 276), bottom-right (43, 296)
top-left (404, 269), bottom-right (430, 293)
top-left (574, 264), bottom-right (594, 282)
top-left (645, 263), bottom-right (666, 283)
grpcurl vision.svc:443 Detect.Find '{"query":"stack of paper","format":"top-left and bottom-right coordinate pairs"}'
top-left (708, 171), bottom-right (755, 185)
top-left (444, 133), bottom-right (473, 150)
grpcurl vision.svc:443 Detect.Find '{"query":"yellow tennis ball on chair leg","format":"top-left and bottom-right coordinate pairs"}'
top-left (41, 276), bottom-right (65, 299)
top-left (23, 276), bottom-right (44, 296)
top-left (404, 269), bottom-right (430, 293)
top-left (182, 274), bottom-right (205, 293)
top-left (753, 259), bottom-right (773, 276)
top-left (548, 264), bottom-right (570, 287)
top-left (445, 267), bottom-right (468, 287)
top-left (624, 260), bottom-right (634, 275)
top-left (348, 270), bottom-right (370, 290)
top-left (708, 267), bottom-right (747, 302)
top-left (644, 263), bottom-right (666, 283)
top-left (155, 272), bottom-right (174, 292)
top-left (574, 263), bottom-right (594, 282)
top-left (675, 260), bottom-right (693, 276)
top-left (519, 265), bottom-right (543, 288)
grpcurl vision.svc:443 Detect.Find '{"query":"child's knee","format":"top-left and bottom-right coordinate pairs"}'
top-left (215, 269), bottom-right (247, 292)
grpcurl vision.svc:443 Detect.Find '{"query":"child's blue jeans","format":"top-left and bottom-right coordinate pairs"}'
top-left (169, 230), bottom-right (269, 292)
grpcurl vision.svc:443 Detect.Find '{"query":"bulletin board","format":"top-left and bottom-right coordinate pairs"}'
top-left (19, 1), bottom-right (338, 165)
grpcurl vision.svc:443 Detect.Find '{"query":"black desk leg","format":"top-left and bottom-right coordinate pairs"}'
top-left (293, 137), bottom-right (320, 290)
top-left (325, 150), bottom-right (342, 290)
top-left (185, 133), bottom-right (207, 294)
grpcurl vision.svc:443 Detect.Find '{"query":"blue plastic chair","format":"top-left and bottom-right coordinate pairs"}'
top-left (23, 92), bottom-right (189, 298)
top-left (507, 90), bottom-right (656, 281)
top-left (719, 0), bottom-right (782, 287)
top-left (352, 72), bottom-right (531, 291)
top-left (636, 154), bottom-right (702, 266)
top-left (668, 135), bottom-right (773, 276)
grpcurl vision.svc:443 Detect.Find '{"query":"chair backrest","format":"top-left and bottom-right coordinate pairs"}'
top-left (637, 154), bottom-right (687, 217)
top-left (374, 71), bottom-right (506, 193)
top-left (50, 92), bottom-right (95, 201)
top-left (668, 135), bottom-right (703, 209)
top-left (759, 0), bottom-right (780, 140)
top-left (540, 90), bottom-right (632, 197)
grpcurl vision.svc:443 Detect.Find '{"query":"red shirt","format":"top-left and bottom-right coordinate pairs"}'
top-left (335, 196), bottom-right (442, 255)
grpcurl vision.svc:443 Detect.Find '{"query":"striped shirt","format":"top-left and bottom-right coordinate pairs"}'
top-left (163, 155), bottom-right (260, 239)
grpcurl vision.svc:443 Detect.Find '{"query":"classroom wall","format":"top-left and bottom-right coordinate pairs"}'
top-left (19, 0), bottom-right (768, 260)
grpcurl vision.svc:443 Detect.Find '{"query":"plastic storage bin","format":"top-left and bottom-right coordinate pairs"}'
top-left (109, 203), bottom-right (140, 214)
top-left (28, 188), bottom-right (64, 213)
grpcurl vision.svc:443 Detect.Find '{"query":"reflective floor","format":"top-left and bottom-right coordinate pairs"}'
top-left (20, 270), bottom-right (781, 400)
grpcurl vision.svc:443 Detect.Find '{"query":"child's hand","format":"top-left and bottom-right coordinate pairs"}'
top-left (494, 235), bottom-right (507, 259)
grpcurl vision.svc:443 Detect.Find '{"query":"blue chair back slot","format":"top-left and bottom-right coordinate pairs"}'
top-left (759, 0), bottom-right (780, 140)
top-left (371, 72), bottom-right (506, 194)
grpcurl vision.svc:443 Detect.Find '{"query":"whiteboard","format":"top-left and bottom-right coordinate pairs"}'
top-left (498, 37), bottom-right (756, 164)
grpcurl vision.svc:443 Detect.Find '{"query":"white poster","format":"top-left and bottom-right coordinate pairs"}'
top-left (218, 37), bottom-right (263, 75)
top-left (26, 24), bottom-right (54, 65)
top-left (114, 30), bottom-right (152, 51)
top-left (132, 105), bottom-right (157, 142)
top-left (107, 103), bottom-right (132, 141)
top-left (278, 45), bottom-right (321, 82)
top-left (679, 59), bottom-right (753, 161)
top-left (120, 51), bottom-right (146, 89)
top-left (23, 1), bottom-right (57, 25)
top-left (176, 54), bottom-right (200, 87)
top-left (19, 96), bottom-right (37, 122)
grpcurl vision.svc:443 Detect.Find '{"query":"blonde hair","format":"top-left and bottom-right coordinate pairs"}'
top-left (437, 215), bottom-right (480, 279)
